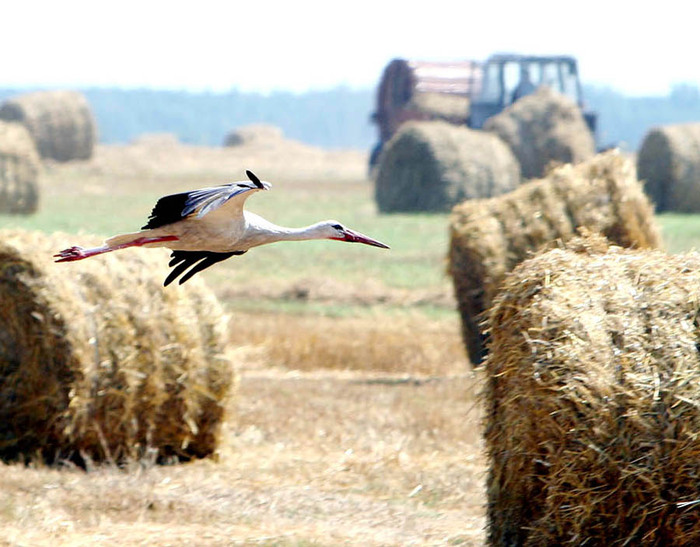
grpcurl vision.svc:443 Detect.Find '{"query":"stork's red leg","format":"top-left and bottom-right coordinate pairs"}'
top-left (54, 235), bottom-right (178, 262)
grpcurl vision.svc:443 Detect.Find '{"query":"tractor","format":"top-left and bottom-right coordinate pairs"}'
top-left (369, 53), bottom-right (597, 171)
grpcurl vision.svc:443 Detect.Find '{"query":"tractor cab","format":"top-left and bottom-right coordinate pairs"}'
top-left (468, 54), bottom-right (596, 136)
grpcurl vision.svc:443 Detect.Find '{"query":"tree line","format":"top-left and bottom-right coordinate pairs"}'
top-left (1, 84), bottom-right (700, 152)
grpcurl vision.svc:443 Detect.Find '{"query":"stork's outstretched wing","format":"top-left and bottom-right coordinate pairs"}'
top-left (164, 250), bottom-right (246, 286)
top-left (142, 170), bottom-right (270, 230)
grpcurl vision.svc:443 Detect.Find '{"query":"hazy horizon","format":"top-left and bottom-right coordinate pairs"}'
top-left (2, 0), bottom-right (696, 98)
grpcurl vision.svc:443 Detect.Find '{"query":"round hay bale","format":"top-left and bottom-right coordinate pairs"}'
top-left (637, 123), bottom-right (700, 212)
top-left (0, 121), bottom-right (41, 214)
top-left (0, 90), bottom-right (97, 162)
top-left (0, 230), bottom-right (234, 465)
top-left (448, 151), bottom-right (661, 365)
top-left (483, 86), bottom-right (595, 179)
top-left (374, 120), bottom-right (521, 213)
top-left (485, 235), bottom-right (700, 546)
top-left (223, 123), bottom-right (284, 147)
top-left (406, 92), bottom-right (470, 125)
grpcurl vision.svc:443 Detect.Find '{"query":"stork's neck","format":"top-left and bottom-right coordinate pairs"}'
top-left (274, 223), bottom-right (330, 241)
top-left (243, 213), bottom-right (332, 247)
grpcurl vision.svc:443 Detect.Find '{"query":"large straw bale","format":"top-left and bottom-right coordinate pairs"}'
top-left (483, 86), bottom-right (595, 179)
top-left (0, 90), bottom-right (97, 162)
top-left (485, 235), bottom-right (700, 546)
top-left (0, 230), bottom-right (234, 465)
top-left (448, 151), bottom-right (661, 365)
top-left (637, 123), bottom-right (700, 212)
top-left (0, 121), bottom-right (40, 214)
top-left (375, 120), bottom-right (521, 212)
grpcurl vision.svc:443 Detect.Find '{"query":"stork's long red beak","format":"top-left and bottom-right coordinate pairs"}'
top-left (339, 228), bottom-right (390, 249)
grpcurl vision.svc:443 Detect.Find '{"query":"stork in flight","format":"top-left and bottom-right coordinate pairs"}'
top-left (54, 170), bottom-right (389, 286)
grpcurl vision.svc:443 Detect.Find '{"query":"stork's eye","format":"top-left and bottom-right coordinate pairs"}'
top-left (331, 223), bottom-right (343, 231)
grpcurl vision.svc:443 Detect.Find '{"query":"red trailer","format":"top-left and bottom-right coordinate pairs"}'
top-left (370, 59), bottom-right (483, 167)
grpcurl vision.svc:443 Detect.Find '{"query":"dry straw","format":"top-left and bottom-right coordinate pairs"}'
top-left (375, 120), bottom-right (521, 212)
top-left (0, 230), bottom-right (234, 465)
top-left (0, 90), bottom-right (97, 162)
top-left (405, 92), bottom-right (470, 125)
top-left (483, 86), bottom-right (595, 179)
top-left (0, 121), bottom-right (41, 214)
top-left (448, 151), bottom-right (661, 365)
top-left (485, 234), bottom-right (700, 546)
top-left (637, 122), bottom-right (700, 212)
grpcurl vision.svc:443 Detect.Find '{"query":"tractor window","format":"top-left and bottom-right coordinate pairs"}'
top-left (503, 62), bottom-right (521, 101)
top-left (559, 63), bottom-right (580, 103)
top-left (478, 63), bottom-right (502, 103)
top-left (541, 63), bottom-right (560, 90)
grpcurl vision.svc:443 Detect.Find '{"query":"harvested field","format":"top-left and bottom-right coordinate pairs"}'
top-left (0, 90), bottom-right (97, 162)
top-left (486, 234), bottom-right (700, 546)
top-left (0, 141), bottom-right (490, 545)
top-left (0, 230), bottom-right (233, 465)
top-left (69, 139), bottom-right (367, 185)
top-left (483, 86), bottom-right (595, 179)
top-left (637, 122), bottom-right (700, 212)
top-left (0, 366), bottom-right (486, 546)
top-left (0, 137), bottom-right (698, 545)
top-left (449, 151), bottom-right (660, 364)
top-left (130, 132), bottom-right (181, 147)
top-left (375, 120), bottom-right (521, 212)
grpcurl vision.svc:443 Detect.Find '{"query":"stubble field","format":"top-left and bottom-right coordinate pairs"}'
top-left (0, 138), bottom-right (485, 546)
top-left (1, 137), bottom-right (698, 546)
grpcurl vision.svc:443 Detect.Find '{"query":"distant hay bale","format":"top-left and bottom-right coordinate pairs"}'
top-left (485, 236), bottom-right (700, 546)
top-left (483, 86), bottom-right (595, 179)
top-left (448, 151), bottom-right (661, 365)
top-left (0, 121), bottom-right (40, 214)
top-left (0, 230), bottom-right (234, 465)
top-left (405, 92), bottom-right (470, 125)
top-left (637, 123), bottom-right (700, 212)
top-left (375, 120), bottom-right (521, 213)
top-left (0, 90), bottom-right (97, 162)
top-left (223, 124), bottom-right (284, 147)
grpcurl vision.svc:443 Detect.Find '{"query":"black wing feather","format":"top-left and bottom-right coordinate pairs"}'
top-left (163, 250), bottom-right (246, 286)
top-left (143, 182), bottom-right (256, 230)
top-left (246, 170), bottom-right (264, 189)
top-left (142, 192), bottom-right (191, 230)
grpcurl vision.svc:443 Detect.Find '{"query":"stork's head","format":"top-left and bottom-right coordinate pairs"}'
top-left (323, 220), bottom-right (390, 249)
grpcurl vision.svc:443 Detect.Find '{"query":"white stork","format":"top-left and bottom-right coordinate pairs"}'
top-left (54, 170), bottom-right (389, 286)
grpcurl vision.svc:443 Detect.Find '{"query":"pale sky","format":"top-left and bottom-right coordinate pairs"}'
top-left (2, 1), bottom-right (696, 96)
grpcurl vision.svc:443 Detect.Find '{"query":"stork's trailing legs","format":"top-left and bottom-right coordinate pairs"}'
top-left (54, 235), bottom-right (179, 262)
